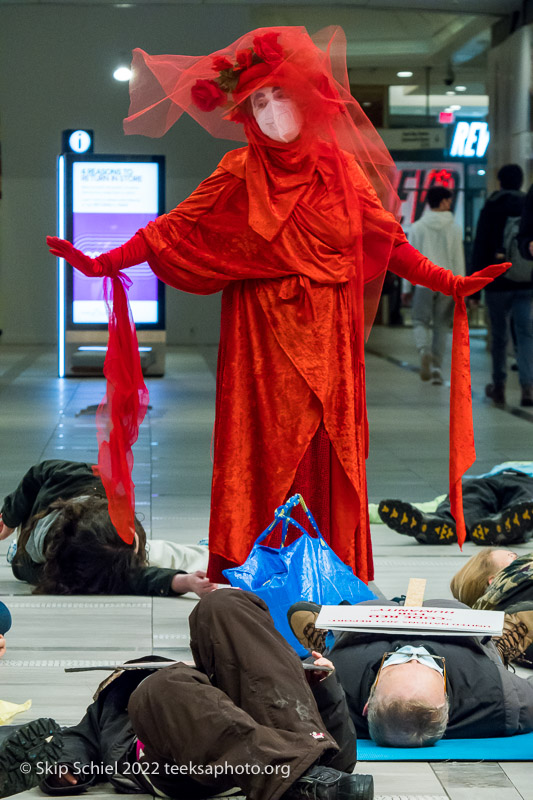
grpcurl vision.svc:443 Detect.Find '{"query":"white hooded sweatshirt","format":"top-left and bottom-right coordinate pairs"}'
top-left (403, 209), bottom-right (465, 293)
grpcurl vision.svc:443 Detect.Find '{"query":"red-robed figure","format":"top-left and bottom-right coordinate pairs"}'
top-left (48, 26), bottom-right (507, 583)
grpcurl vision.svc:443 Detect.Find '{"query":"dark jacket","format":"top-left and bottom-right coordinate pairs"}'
top-left (328, 599), bottom-right (533, 739)
top-left (519, 183), bottom-right (533, 262)
top-left (1, 460), bottom-right (182, 597)
top-left (470, 188), bottom-right (532, 291)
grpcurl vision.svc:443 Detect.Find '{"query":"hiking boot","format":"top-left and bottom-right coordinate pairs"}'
top-left (494, 602), bottom-right (533, 666)
top-left (470, 501), bottom-right (533, 546)
top-left (420, 352), bottom-right (432, 382)
top-left (486, 382), bottom-right (505, 406)
top-left (521, 386), bottom-right (533, 407)
top-left (431, 368), bottom-right (444, 386)
top-left (287, 601), bottom-right (327, 653)
top-left (283, 765), bottom-right (374, 800)
top-left (0, 718), bottom-right (62, 797)
top-left (378, 500), bottom-right (456, 544)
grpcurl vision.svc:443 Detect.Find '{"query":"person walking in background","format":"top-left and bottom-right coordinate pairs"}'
top-left (470, 164), bottom-right (532, 407)
top-left (402, 186), bottom-right (465, 385)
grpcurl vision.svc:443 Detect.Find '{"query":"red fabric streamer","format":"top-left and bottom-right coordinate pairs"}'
top-left (97, 272), bottom-right (149, 544)
top-left (390, 246), bottom-right (511, 547)
top-left (449, 297), bottom-right (472, 548)
top-left (46, 235), bottom-right (149, 545)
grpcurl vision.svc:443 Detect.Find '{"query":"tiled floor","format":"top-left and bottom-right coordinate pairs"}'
top-left (0, 323), bottom-right (532, 799)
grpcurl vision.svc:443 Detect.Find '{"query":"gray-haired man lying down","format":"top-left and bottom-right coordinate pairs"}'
top-left (288, 598), bottom-right (533, 748)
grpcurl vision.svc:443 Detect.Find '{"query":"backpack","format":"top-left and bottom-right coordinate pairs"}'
top-left (502, 216), bottom-right (533, 282)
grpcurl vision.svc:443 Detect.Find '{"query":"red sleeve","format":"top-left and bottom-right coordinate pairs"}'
top-left (97, 233), bottom-right (150, 273)
top-left (390, 241), bottom-right (511, 298)
top-left (389, 241), bottom-right (456, 294)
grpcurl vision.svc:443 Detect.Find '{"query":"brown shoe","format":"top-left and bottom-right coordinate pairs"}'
top-left (287, 602), bottom-right (327, 652)
top-left (494, 603), bottom-right (533, 665)
top-left (486, 382), bottom-right (505, 406)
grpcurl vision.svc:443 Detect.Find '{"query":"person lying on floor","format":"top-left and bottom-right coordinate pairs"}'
top-left (0, 459), bottom-right (216, 598)
top-left (378, 468), bottom-right (533, 545)
top-left (0, 601), bottom-right (11, 659)
top-left (0, 591), bottom-right (374, 800)
top-left (451, 547), bottom-right (533, 667)
top-left (288, 596), bottom-right (533, 748)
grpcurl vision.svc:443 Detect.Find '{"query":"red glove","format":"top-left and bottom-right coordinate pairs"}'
top-left (452, 263), bottom-right (511, 299)
top-left (47, 237), bottom-right (102, 277)
top-left (46, 233), bottom-right (150, 278)
top-left (389, 242), bottom-right (510, 297)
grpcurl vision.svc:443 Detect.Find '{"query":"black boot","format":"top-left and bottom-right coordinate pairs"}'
top-left (378, 500), bottom-right (456, 544)
top-left (470, 501), bottom-right (533, 545)
top-left (486, 382), bottom-right (505, 406)
top-left (283, 765), bottom-right (374, 800)
top-left (0, 718), bottom-right (62, 797)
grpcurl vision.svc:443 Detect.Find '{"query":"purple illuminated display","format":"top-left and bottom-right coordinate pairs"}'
top-left (71, 161), bottom-right (160, 324)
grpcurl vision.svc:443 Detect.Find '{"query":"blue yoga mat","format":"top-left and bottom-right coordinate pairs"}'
top-left (357, 732), bottom-right (533, 760)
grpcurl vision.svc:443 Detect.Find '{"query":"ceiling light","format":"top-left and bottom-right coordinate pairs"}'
top-left (448, 104), bottom-right (462, 111)
top-left (455, 86), bottom-right (467, 92)
top-left (113, 66), bottom-right (131, 82)
top-left (446, 90), bottom-right (456, 96)
top-left (397, 71), bottom-right (413, 78)
top-left (477, 169), bottom-right (486, 176)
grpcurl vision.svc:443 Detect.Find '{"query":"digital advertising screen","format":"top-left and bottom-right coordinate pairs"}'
top-left (394, 161), bottom-right (465, 237)
top-left (59, 154), bottom-right (165, 333)
top-left (69, 159), bottom-right (163, 325)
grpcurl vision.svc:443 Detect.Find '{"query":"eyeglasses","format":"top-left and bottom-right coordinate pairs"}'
top-left (373, 652), bottom-right (447, 694)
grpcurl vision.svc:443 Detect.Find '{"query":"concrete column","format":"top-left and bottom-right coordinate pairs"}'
top-left (487, 25), bottom-right (533, 188)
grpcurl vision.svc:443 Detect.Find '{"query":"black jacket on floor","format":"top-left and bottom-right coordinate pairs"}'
top-left (1, 460), bottom-right (182, 597)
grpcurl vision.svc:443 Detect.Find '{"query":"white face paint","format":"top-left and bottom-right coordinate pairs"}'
top-left (251, 86), bottom-right (302, 143)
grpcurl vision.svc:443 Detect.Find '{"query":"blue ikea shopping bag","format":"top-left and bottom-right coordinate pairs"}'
top-left (223, 494), bottom-right (377, 656)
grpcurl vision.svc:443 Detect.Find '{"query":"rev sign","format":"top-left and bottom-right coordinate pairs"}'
top-left (450, 121), bottom-right (490, 158)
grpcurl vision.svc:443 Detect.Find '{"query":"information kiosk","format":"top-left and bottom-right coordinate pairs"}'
top-left (57, 153), bottom-right (166, 377)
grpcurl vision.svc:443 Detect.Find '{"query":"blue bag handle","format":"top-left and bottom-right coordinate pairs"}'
top-left (254, 494), bottom-right (325, 548)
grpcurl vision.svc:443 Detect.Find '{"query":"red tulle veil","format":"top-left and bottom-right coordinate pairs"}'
top-left (124, 25), bottom-right (401, 336)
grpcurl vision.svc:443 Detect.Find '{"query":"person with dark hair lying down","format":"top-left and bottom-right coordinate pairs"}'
top-left (0, 460), bottom-right (216, 598)
top-left (378, 469), bottom-right (533, 546)
top-left (0, 591), bottom-right (374, 800)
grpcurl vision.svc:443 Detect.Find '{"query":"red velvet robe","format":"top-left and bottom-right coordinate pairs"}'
top-left (140, 145), bottom-right (413, 584)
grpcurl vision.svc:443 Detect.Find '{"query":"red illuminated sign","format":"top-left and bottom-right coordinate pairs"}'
top-left (439, 111), bottom-right (455, 125)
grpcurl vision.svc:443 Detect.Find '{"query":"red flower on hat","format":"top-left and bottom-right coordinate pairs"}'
top-left (212, 56), bottom-right (233, 72)
top-left (191, 79), bottom-right (227, 112)
top-left (253, 32), bottom-right (283, 64)
top-left (235, 48), bottom-right (254, 70)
